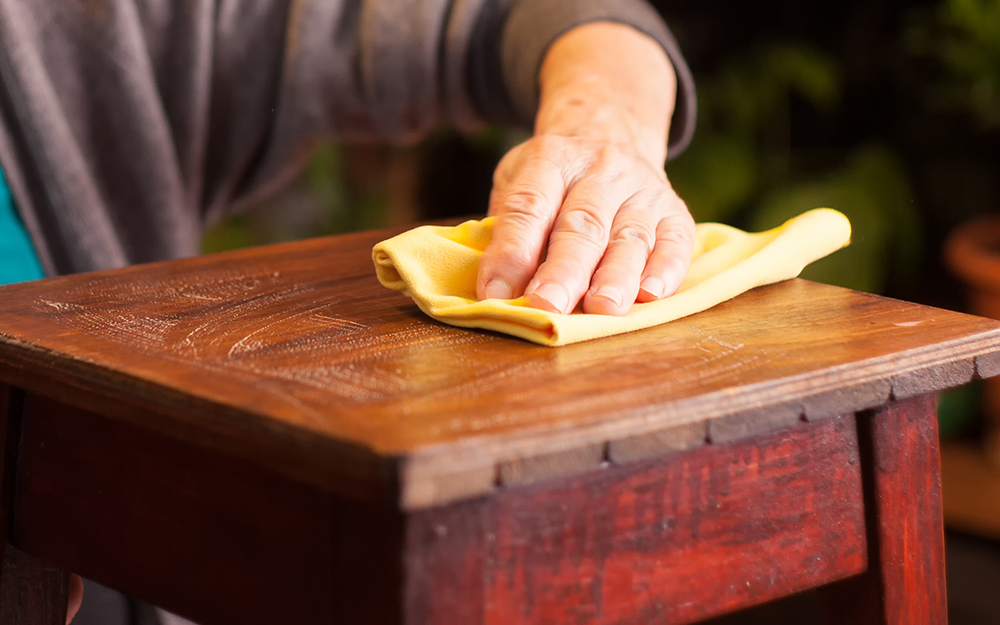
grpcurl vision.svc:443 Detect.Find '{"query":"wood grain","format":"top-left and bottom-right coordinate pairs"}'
top-left (0, 228), bottom-right (997, 507)
top-left (820, 394), bottom-right (947, 624)
top-left (802, 379), bottom-right (891, 421)
top-left (10, 395), bottom-right (406, 625)
top-left (869, 394), bottom-right (947, 623)
top-left (975, 351), bottom-right (1000, 379)
top-left (8, 394), bottom-right (874, 625)
top-left (707, 403), bottom-right (803, 443)
top-left (891, 358), bottom-right (975, 400)
top-left (607, 420), bottom-right (707, 464)
top-left (498, 444), bottom-right (605, 486)
top-left (0, 547), bottom-right (68, 625)
top-left (406, 415), bottom-right (868, 625)
top-left (405, 498), bottom-right (488, 625)
top-left (0, 386), bottom-right (69, 625)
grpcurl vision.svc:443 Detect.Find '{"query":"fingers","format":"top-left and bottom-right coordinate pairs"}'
top-left (480, 136), bottom-right (696, 316)
top-left (574, 189), bottom-right (694, 315)
top-left (66, 574), bottom-right (83, 624)
top-left (524, 174), bottom-right (635, 314)
top-left (581, 199), bottom-right (656, 315)
top-left (476, 151), bottom-right (565, 301)
top-left (636, 208), bottom-right (696, 303)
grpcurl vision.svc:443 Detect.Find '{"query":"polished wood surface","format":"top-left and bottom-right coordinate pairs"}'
top-left (0, 227), bottom-right (980, 623)
top-left (1, 229), bottom-right (999, 507)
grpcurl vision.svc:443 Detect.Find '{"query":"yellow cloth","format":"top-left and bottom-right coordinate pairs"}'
top-left (373, 208), bottom-right (851, 346)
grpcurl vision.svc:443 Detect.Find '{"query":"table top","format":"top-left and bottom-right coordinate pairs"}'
top-left (1, 226), bottom-right (999, 509)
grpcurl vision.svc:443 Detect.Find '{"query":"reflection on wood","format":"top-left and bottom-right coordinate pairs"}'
top-left (0, 228), bottom-right (999, 507)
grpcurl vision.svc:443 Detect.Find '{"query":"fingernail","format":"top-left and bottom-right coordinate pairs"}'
top-left (530, 283), bottom-right (570, 313)
top-left (639, 276), bottom-right (665, 299)
top-left (592, 286), bottom-right (623, 308)
top-left (484, 278), bottom-right (514, 300)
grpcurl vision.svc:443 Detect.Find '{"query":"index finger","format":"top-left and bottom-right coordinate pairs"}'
top-left (523, 175), bottom-right (635, 314)
top-left (476, 158), bottom-right (565, 301)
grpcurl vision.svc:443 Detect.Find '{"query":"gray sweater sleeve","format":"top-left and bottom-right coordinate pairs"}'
top-left (0, 0), bottom-right (695, 275)
top-left (245, 0), bottom-right (696, 211)
top-left (469, 0), bottom-right (697, 158)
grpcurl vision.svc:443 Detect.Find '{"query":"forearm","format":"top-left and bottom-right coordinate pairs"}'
top-left (535, 22), bottom-right (677, 167)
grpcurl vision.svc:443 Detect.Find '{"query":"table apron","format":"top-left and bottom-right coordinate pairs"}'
top-left (8, 394), bottom-right (868, 625)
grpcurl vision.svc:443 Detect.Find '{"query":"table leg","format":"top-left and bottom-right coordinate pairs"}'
top-left (821, 393), bottom-right (948, 624)
top-left (0, 386), bottom-right (69, 625)
top-left (0, 546), bottom-right (69, 625)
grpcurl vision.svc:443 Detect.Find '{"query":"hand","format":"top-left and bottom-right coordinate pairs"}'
top-left (67, 574), bottom-right (82, 624)
top-left (475, 22), bottom-right (694, 315)
top-left (477, 135), bottom-right (694, 315)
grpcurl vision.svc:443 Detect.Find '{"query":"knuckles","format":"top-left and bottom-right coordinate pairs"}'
top-left (499, 188), bottom-right (553, 220)
top-left (556, 205), bottom-right (612, 247)
top-left (609, 223), bottom-right (656, 255)
top-left (486, 134), bottom-right (698, 314)
top-left (483, 240), bottom-right (539, 274)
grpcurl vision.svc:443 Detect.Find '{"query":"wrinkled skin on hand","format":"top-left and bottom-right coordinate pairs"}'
top-left (67, 574), bottom-right (82, 624)
top-left (475, 22), bottom-right (694, 316)
top-left (477, 134), bottom-right (694, 315)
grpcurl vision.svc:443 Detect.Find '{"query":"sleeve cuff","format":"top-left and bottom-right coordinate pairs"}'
top-left (499, 0), bottom-right (697, 159)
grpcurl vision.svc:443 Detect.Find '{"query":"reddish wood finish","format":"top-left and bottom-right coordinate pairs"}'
top-left (868, 394), bottom-right (948, 623)
top-left (11, 395), bottom-right (404, 625)
top-left (0, 227), bottom-right (997, 507)
top-left (0, 387), bottom-right (69, 625)
top-left (0, 547), bottom-right (68, 625)
top-left (821, 394), bottom-right (947, 625)
top-left (0, 230), bottom-right (976, 623)
top-left (407, 416), bottom-right (868, 625)
top-left (10, 393), bottom-right (874, 625)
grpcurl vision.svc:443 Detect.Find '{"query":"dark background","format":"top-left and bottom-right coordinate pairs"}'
top-left (217, 0), bottom-right (1000, 311)
top-left (207, 0), bottom-right (1000, 441)
top-left (205, 2), bottom-right (1000, 622)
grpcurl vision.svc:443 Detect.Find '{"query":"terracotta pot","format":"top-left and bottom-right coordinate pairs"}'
top-left (946, 216), bottom-right (1000, 467)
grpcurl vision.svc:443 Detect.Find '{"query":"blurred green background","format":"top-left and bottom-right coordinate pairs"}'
top-left (202, 0), bottom-right (1000, 437)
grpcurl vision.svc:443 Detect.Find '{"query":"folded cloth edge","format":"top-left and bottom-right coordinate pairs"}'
top-left (373, 208), bottom-right (851, 346)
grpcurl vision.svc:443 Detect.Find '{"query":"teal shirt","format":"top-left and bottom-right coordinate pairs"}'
top-left (0, 168), bottom-right (45, 285)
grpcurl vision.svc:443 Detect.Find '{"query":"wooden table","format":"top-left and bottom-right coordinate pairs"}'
top-left (0, 227), bottom-right (998, 625)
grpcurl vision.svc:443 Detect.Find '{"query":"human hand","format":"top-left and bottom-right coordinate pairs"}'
top-left (475, 22), bottom-right (694, 315)
top-left (67, 574), bottom-right (82, 624)
top-left (476, 135), bottom-right (694, 315)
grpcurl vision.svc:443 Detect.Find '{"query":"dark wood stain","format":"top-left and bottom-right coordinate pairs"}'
top-left (0, 229), bottom-right (997, 507)
top-left (11, 395), bottom-right (405, 625)
top-left (0, 230), bottom-right (979, 622)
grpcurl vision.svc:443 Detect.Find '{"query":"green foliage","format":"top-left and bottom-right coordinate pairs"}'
top-left (671, 42), bottom-right (922, 295)
top-left (303, 145), bottom-right (388, 235)
top-left (749, 146), bottom-right (921, 293)
top-left (670, 133), bottom-right (757, 224)
top-left (938, 380), bottom-right (983, 440)
top-left (908, 0), bottom-right (1000, 128)
top-left (707, 44), bottom-right (841, 141)
top-left (202, 216), bottom-right (254, 255)
top-left (674, 43), bottom-right (844, 225)
top-left (202, 144), bottom-right (389, 253)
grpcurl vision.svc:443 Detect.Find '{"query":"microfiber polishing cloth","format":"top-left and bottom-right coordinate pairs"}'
top-left (372, 208), bottom-right (851, 346)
